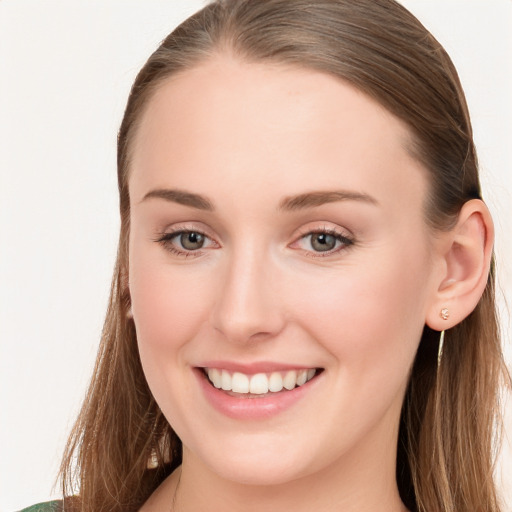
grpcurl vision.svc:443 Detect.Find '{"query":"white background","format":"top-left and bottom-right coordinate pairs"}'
top-left (0, 1), bottom-right (511, 510)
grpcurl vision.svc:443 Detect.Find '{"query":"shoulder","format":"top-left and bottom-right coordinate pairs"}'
top-left (16, 501), bottom-right (62, 512)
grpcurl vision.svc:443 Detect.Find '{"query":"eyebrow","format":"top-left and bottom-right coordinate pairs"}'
top-left (278, 190), bottom-right (378, 211)
top-left (141, 188), bottom-right (214, 211)
top-left (141, 188), bottom-right (378, 212)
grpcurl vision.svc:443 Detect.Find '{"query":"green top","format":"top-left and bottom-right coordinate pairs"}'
top-left (17, 501), bottom-right (62, 512)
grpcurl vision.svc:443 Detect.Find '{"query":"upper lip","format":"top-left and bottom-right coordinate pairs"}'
top-left (197, 361), bottom-right (320, 374)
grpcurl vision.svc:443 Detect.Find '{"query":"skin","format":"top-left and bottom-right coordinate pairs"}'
top-left (127, 56), bottom-right (490, 511)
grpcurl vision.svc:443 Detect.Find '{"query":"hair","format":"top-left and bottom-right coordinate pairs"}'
top-left (59, 1), bottom-right (509, 511)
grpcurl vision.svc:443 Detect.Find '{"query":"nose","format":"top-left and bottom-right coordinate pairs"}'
top-left (211, 244), bottom-right (285, 344)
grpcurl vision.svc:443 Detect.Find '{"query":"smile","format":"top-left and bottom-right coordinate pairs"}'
top-left (196, 364), bottom-right (324, 419)
top-left (204, 368), bottom-right (318, 395)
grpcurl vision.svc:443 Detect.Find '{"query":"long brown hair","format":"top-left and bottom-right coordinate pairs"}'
top-left (60, 1), bottom-right (509, 510)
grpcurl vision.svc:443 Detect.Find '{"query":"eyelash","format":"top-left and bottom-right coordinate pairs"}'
top-left (153, 226), bottom-right (354, 258)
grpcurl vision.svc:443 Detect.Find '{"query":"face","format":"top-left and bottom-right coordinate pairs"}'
top-left (128, 56), bottom-right (441, 486)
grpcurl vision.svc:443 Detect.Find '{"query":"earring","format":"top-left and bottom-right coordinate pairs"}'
top-left (147, 448), bottom-right (159, 469)
top-left (437, 329), bottom-right (445, 367)
top-left (437, 308), bottom-right (449, 367)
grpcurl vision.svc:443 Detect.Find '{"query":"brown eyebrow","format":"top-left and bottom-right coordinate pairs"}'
top-left (278, 190), bottom-right (378, 211)
top-left (141, 188), bottom-right (377, 212)
top-left (141, 188), bottom-right (214, 211)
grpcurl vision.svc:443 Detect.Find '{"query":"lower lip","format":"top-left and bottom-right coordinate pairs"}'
top-left (194, 369), bottom-right (320, 420)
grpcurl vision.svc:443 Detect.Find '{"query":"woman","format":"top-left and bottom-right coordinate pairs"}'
top-left (19, 0), bottom-right (509, 511)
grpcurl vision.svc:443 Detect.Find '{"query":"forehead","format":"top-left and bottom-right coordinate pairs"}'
top-left (129, 55), bottom-right (427, 215)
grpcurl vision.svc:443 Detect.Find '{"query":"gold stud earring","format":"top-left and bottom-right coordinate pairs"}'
top-left (440, 308), bottom-right (449, 321)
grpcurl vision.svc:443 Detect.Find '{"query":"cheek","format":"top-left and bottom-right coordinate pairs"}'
top-left (128, 248), bottom-right (218, 432)
top-left (286, 252), bottom-right (431, 451)
top-left (129, 246), bottom-right (213, 364)
top-left (294, 247), bottom-right (431, 382)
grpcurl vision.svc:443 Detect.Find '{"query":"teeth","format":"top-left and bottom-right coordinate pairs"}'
top-left (207, 368), bottom-right (222, 388)
top-left (296, 369), bottom-right (308, 386)
top-left (205, 367), bottom-right (318, 394)
top-left (249, 373), bottom-right (268, 394)
top-left (283, 370), bottom-right (297, 390)
top-left (268, 372), bottom-right (284, 392)
top-left (232, 372), bottom-right (250, 393)
top-left (221, 370), bottom-right (231, 391)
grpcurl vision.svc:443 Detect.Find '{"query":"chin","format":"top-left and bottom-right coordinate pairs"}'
top-left (185, 433), bottom-right (321, 487)
top-left (208, 457), bottom-right (310, 487)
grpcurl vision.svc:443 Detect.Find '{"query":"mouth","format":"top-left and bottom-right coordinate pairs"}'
top-left (202, 367), bottom-right (322, 397)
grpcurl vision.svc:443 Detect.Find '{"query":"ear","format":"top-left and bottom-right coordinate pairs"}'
top-left (425, 199), bottom-right (494, 331)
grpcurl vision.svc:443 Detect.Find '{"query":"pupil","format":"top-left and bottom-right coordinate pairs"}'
top-left (181, 232), bottom-right (204, 250)
top-left (311, 233), bottom-right (336, 252)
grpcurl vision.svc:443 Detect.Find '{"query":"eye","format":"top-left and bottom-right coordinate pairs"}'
top-left (154, 229), bottom-right (217, 256)
top-left (309, 232), bottom-right (338, 252)
top-left (178, 231), bottom-right (205, 250)
top-left (292, 227), bottom-right (354, 256)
